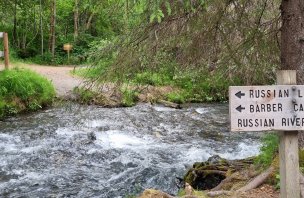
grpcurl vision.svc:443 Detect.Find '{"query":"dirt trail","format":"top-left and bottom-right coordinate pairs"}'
top-left (0, 64), bottom-right (84, 97)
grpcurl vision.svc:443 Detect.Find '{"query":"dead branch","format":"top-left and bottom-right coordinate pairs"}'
top-left (237, 166), bottom-right (274, 192)
top-left (211, 174), bottom-right (234, 191)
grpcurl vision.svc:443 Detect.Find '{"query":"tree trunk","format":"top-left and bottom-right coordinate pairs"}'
top-left (281, 0), bottom-right (304, 148)
top-left (85, 13), bottom-right (94, 31)
top-left (13, 0), bottom-right (17, 46)
top-left (40, 0), bottom-right (44, 56)
top-left (49, 0), bottom-right (56, 58)
top-left (281, 0), bottom-right (304, 79)
top-left (74, 0), bottom-right (79, 41)
top-left (237, 166), bottom-right (274, 192)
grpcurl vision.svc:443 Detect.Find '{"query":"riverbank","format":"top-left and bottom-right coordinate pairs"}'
top-left (1, 63), bottom-right (185, 108)
top-left (0, 67), bottom-right (55, 119)
top-left (0, 63), bottom-right (83, 98)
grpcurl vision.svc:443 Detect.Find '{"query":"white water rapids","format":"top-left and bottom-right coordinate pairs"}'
top-left (0, 103), bottom-right (260, 197)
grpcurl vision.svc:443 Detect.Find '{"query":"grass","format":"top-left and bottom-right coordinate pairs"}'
top-left (0, 68), bottom-right (55, 119)
top-left (255, 133), bottom-right (279, 167)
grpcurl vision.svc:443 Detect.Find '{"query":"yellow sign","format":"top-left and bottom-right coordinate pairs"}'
top-left (63, 44), bottom-right (73, 51)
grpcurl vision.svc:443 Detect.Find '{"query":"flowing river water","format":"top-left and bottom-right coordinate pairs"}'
top-left (0, 103), bottom-right (260, 197)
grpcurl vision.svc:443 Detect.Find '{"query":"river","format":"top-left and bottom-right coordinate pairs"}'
top-left (0, 103), bottom-right (260, 197)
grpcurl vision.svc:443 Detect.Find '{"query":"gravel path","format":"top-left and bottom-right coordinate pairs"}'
top-left (0, 64), bottom-right (84, 97)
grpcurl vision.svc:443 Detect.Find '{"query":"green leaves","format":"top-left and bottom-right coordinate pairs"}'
top-left (255, 133), bottom-right (279, 167)
top-left (165, 1), bottom-right (172, 16)
top-left (150, 9), bottom-right (164, 23)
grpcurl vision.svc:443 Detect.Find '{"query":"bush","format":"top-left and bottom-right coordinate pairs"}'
top-left (0, 68), bottom-right (55, 118)
top-left (121, 87), bottom-right (138, 107)
top-left (73, 87), bottom-right (95, 104)
top-left (166, 91), bottom-right (187, 104)
top-left (255, 133), bottom-right (279, 167)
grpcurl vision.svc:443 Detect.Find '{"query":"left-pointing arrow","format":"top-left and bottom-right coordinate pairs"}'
top-left (235, 91), bottom-right (245, 99)
top-left (236, 105), bottom-right (245, 113)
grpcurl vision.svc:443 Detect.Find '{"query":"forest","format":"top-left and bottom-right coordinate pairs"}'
top-left (0, 0), bottom-right (281, 104)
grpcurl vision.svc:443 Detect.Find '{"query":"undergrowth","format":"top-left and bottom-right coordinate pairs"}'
top-left (121, 87), bottom-right (139, 107)
top-left (255, 133), bottom-right (279, 167)
top-left (0, 68), bottom-right (55, 119)
top-left (76, 64), bottom-right (242, 103)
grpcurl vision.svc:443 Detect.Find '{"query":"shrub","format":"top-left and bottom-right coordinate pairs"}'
top-left (73, 87), bottom-right (95, 104)
top-left (255, 133), bottom-right (279, 167)
top-left (0, 68), bottom-right (55, 118)
top-left (121, 87), bottom-right (138, 107)
top-left (166, 91), bottom-right (187, 104)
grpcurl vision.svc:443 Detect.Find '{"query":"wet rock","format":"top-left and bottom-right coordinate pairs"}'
top-left (98, 126), bottom-right (110, 131)
top-left (0, 171), bottom-right (19, 182)
top-left (87, 132), bottom-right (96, 141)
top-left (138, 189), bottom-right (175, 198)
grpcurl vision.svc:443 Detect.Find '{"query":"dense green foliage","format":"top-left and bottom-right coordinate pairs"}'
top-left (0, 0), bottom-right (124, 64)
top-left (79, 0), bottom-right (280, 103)
top-left (1, 0), bottom-right (205, 64)
top-left (0, 68), bottom-right (55, 119)
top-left (1, 0), bottom-right (281, 103)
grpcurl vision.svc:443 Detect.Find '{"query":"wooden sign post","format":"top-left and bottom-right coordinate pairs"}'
top-left (3, 33), bottom-right (10, 69)
top-left (229, 70), bottom-right (300, 198)
top-left (63, 43), bottom-right (73, 64)
top-left (0, 32), bottom-right (10, 69)
top-left (277, 70), bottom-right (300, 198)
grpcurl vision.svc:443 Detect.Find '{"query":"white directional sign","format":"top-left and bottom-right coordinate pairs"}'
top-left (0, 32), bottom-right (3, 38)
top-left (0, 51), bottom-right (3, 57)
top-left (230, 85), bottom-right (304, 131)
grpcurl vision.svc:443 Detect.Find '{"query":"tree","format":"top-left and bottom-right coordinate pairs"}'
top-left (40, 0), bottom-right (44, 56)
top-left (281, 0), bottom-right (304, 147)
top-left (49, 0), bottom-right (56, 58)
top-left (74, 0), bottom-right (79, 41)
top-left (280, 0), bottom-right (304, 81)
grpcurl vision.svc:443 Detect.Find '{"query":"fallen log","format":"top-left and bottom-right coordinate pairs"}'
top-left (211, 173), bottom-right (234, 191)
top-left (206, 166), bottom-right (274, 197)
top-left (237, 166), bottom-right (274, 192)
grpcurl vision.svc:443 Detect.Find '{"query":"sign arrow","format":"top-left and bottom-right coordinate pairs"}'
top-left (236, 105), bottom-right (245, 113)
top-left (235, 91), bottom-right (245, 99)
